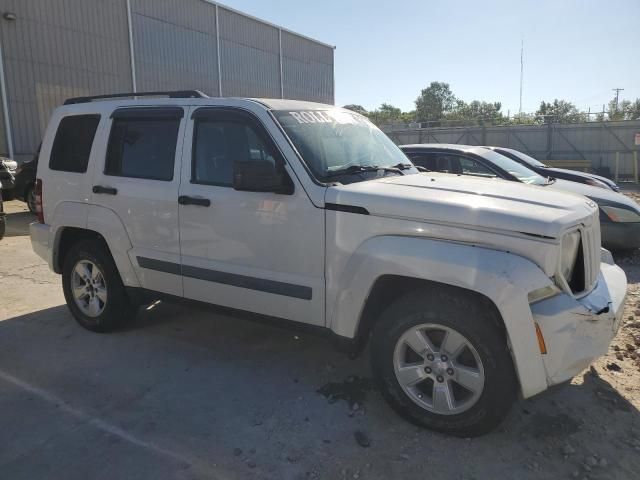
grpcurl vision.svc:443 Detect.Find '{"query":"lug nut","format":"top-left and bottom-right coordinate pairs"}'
top-left (425, 367), bottom-right (432, 374)
top-left (426, 354), bottom-right (434, 361)
top-left (446, 368), bottom-right (454, 375)
top-left (436, 375), bottom-right (444, 383)
top-left (440, 355), bottom-right (448, 362)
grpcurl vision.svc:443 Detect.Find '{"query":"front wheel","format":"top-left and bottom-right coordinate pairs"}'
top-left (371, 289), bottom-right (517, 437)
top-left (62, 239), bottom-right (137, 332)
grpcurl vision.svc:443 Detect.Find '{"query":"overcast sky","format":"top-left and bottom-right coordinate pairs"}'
top-left (222, 0), bottom-right (640, 115)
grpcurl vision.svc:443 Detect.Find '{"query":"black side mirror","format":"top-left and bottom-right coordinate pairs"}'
top-left (232, 160), bottom-right (293, 194)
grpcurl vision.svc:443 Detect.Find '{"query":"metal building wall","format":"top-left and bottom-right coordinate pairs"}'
top-left (0, 0), bottom-right (133, 162)
top-left (0, 0), bottom-right (335, 160)
top-left (281, 31), bottom-right (334, 104)
top-left (130, 0), bottom-right (219, 95)
top-left (218, 6), bottom-right (281, 98)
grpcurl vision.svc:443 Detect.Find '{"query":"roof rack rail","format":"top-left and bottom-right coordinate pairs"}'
top-left (63, 90), bottom-right (209, 105)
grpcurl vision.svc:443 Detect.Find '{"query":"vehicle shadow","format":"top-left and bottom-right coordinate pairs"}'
top-left (3, 211), bottom-right (33, 237)
top-left (0, 303), bottom-right (639, 479)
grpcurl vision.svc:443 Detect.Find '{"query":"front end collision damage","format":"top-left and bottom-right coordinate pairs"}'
top-left (327, 235), bottom-right (557, 399)
top-left (532, 255), bottom-right (627, 386)
top-left (329, 236), bottom-right (626, 399)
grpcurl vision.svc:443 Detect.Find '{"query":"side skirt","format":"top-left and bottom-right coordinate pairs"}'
top-left (125, 287), bottom-right (359, 357)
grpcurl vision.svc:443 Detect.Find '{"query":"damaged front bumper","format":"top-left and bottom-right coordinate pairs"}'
top-left (531, 251), bottom-right (627, 387)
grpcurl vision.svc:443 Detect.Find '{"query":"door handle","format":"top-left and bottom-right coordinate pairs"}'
top-left (93, 185), bottom-right (118, 195)
top-left (178, 195), bottom-right (211, 207)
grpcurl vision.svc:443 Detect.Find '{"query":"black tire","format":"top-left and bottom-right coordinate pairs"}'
top-left (25, 184), bottom-right (36, 213)
top-left (370, 288), bottom-right (517, 437)
top-left (62, 239), bottom-right (137, 332)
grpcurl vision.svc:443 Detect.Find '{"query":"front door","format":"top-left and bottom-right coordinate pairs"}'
top-left (90, 107), bottom-right (186, 296)
top-left (178, 107), bottom-right (325, 325)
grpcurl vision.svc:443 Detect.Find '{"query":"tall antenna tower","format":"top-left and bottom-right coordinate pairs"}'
top-left (519, 39), bottom-right (524, 115)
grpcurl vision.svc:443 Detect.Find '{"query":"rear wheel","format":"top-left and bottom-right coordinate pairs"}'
top-left (62, 239), bottom-right (137, 332)
top-left (371, 288), bottom-right (517, 437)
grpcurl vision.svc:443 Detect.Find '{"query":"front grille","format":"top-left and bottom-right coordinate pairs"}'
top-left (579, 224), bottom-right (600, 295)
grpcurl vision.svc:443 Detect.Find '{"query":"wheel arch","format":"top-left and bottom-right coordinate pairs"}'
top-left (328, 235), bottom-right (554, 398)
top-left (355, 275), bottom-right (505, 347)
top-left (50, 203), bottom-right (140, 287)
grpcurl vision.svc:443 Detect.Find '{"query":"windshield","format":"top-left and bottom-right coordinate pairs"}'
top-left (497, 148), bottom-right (546, 168)
top-left (473, 148), bottom-right (547, 185)
top-left (273, 109), bottom-right (412, 181)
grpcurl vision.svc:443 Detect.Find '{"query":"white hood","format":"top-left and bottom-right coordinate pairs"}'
top-left (548, 179), bottom-right (640, 210)
top-left (326, 173), bottom-right (598, 239)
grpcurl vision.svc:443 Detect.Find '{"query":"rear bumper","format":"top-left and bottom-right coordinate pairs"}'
top-left (30, 222), bottom-right (52, 268)
top-left (601, 222), bottom-right (640, 251)
top-left (531, 256), bottom-right (626, 387)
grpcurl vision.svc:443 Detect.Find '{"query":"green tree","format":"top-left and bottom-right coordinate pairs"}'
top-left (414, 82), bottom-right (457, 122)
top-left (368, 103), bottom-right (403, 125)
top-left (447, 100), bottom-right (503, 123)
top-left (342, 104), bottom-right (368, 115)
top-left (535, 99), bottom-right (584, 123)
top-left (625, 99), bottom-right (640, 120)
top-left (608, 97), bottom-right (640, 120)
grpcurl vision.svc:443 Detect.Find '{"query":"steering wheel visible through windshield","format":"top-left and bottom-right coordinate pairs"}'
top-left (273, 109), bottom-right (412, 182)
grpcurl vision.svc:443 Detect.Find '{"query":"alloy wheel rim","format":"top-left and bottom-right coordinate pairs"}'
top-left (393, 323), bottom-right (485, 415)
top-left (71, 260), bottom-right (107, 317)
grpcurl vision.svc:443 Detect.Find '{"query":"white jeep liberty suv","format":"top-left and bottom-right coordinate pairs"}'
top-left (30, 91), bottom-right (627, 436)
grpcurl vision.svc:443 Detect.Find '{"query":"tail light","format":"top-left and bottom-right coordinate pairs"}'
top-left (35, 178), bottom-right (44, 224)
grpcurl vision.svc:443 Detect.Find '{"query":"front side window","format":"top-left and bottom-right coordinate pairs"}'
top-left (192, 116), bottom-right (276, 187)
top-left (406, 153), bottom-right (437, 171)
top-left (49, 115), bottom-right (100, 173)
top-left (458, 157), bottom-right (497, 178)
top-left (105, 112), bottom-right (181, 181)
top-left (273, 109), bottom-right (411, 182)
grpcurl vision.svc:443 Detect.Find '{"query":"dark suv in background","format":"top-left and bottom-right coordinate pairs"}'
top-left (0, 156), bottom-right (17, 201)
top-left (13, 150), bottom-right (39, 213)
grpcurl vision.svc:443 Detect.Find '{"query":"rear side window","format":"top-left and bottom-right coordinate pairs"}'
top-left (49, 115), bottom-right (101, 173)
top-left (105, 109), bottom-right (182, 181)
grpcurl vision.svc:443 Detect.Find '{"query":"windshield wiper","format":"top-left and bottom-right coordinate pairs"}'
top-left (391, 163), bottom-right (414, 171)
top-left (325, 165), bottom-right (403, 178)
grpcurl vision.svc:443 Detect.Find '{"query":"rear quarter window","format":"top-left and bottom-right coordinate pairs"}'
top-left (49, 115), bottom-right (101, 173)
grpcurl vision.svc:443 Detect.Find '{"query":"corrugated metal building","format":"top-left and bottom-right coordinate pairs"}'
top-left (0, 0), bottom-right (335, 162)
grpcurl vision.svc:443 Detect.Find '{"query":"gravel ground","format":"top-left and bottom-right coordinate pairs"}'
top-left (1, 198), bottom-right (639, 480)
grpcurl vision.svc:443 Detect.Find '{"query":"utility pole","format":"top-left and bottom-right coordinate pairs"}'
top-left (519, 39), bottom-right (524, 115)
top-left (612, 87), bottom-right (624, 110)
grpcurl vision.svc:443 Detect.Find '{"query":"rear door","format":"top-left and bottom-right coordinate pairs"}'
top-left (90, 106), bottom-right (186, 296)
